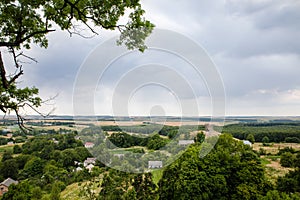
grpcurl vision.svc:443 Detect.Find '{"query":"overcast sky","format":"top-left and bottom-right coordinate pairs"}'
top-left (4, 0), bottom-right (300, 116)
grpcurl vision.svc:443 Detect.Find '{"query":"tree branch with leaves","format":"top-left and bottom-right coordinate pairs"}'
top-left (0, 0), bottom-right (154, 129)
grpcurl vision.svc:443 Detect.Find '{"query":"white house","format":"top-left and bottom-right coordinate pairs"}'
top-left (243, 140), bottom-right (252, 146)
top-left (85, 164), bottom-right (94, 172)
top-left (148, 161), bottom-right (163, 169)
top-left (75, 167), bottom-right (83, 172)
top-left (84, 157), bottom-right (96, 167)
top-left (178, 140), bottom-right (195, 146)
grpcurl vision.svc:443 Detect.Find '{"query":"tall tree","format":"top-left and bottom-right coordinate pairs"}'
top-left (1, 150), bottom-right (13, 162)
top-left (262, 136), bottom-right (270, 145)
top-left (246, 133), bottom-right (255, 144)
top-left (132, 173), bottom-right (157, 200)
top-left (0, 159), bottom-right (18, 179)
top-left (194, 131), bottom-right (205, 143)
top-left (0, 0), bottom-right (154, 127)
top-left (280, 152), bottom-right (295, 168)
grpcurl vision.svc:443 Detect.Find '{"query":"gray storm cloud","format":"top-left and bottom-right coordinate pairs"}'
top-left (8, 0), bottom-right (300, 116)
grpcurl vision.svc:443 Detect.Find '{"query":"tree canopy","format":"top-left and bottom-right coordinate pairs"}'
top-left (0, 0), bottom-right (154, 128)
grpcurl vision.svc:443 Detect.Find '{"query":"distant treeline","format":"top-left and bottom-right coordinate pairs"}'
top-left (26, 121), bottom-right (75, 126)
top-left (100, 124), bottom-right (205, 138)
top-left (222, 122), bottom-right (300, 143)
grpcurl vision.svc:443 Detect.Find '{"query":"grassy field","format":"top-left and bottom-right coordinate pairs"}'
top-left (152, 169), bottom-right (163, 185)
top-left (254, 142), bottom-right (299, 183)
top-left (263, 157), bottom-right (293, 184)
top-left (61, 176), bottom-right (104, 200)
top-left (253, 142), bottom-right (300, 154)
top-left (60, 182), bottom-right (83, 200)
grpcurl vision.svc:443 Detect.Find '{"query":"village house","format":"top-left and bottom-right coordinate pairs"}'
top-left (84, 142), bottom-right (95, 148)
top-left (7, 141), bottom-right (14, 145)
top-left (243, 140), bottom-right (252, 146)
top-left (84, 157), bottom-right (97, 172)
top-left (148, 161), bottom-right (163, 169)
top-left (75, 166), bottom-right (83, 172)
top-left (84, 157), bottom-right (96, 167)
top-left (85, 164), bottom-right (94, 172)
top-left (178, 140), bottom-right (195, 146)
top-left (0, 178), bottom-right (18, 196)
top-left (73, 158), bottom-right (97, 172)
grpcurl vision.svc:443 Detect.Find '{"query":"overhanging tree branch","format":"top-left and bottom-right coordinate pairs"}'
top-left (0, 0), bottom-right (154, 130)
top-left (0, 29), bottom-right (55, 48)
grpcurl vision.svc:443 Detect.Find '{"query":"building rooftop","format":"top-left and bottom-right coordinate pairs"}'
top-left (178, 140), bottom-right (195, 145)
top-left (0, 178), bottom-right (18, 187)
top-left (148, 161), bottom-right (163, 169)
top-left (243, 140), bottom-right (252, 146)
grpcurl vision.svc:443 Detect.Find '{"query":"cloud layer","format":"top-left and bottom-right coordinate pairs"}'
top-left (4, 0), bottom-right (299, 116)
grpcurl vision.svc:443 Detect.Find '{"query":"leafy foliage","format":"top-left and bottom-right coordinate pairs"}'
top-left (280, 152), bottom-right (296, 168)
top-left (277, 168), bottom-right (300, 194)
top-left (107, 132), bottom-right (168, 150)
top-left (99, 169), bottom-right (158, 200)
top-left (0, 0), bottom-right (153, 50)
top-left (194, 131), bottom-right (205, 143)
top-left (246, 133), bottom-right (255, 143)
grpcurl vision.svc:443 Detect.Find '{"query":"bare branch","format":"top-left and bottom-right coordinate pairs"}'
top-left (41, 93), bottom-right (59, 104)
top-left (18, 52), bottom-right (38, 63)
top-left (19, 102), bottom-right (54, 118)
top-left (8, 67), bottom-right (23, 85)
top-left (67, 24), bottom-right (97, 38)
top-left (14, 108), bottom-right (32, 132)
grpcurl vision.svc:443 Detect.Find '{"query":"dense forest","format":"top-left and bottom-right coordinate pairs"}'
top-left (221, 122), bottom-right (300, 143)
